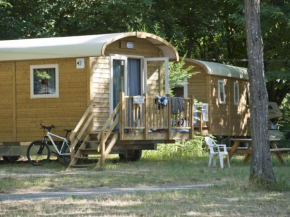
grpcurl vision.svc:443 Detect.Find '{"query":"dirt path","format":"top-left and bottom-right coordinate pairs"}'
top-left (0, 184), bottom-right (216, 202)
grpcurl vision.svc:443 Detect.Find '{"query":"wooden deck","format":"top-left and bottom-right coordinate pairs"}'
top-left (68, 92), bottom-right (208, 167)
top-left (119, 93), bottom-right (208, 141)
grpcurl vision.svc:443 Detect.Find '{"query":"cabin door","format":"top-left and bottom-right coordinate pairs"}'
top-left (110, 55), bottom-right (142, 115)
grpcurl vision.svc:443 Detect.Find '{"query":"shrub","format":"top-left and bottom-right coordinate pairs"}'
top-left (155, 134), bottom-right (208, 159)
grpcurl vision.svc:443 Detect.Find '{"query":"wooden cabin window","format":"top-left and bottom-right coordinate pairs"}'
top-left (218, 80), bottom-right (226, 104)
top-left (234, 82), bottom-right (239, 105)
top-left (30, 64), bottom-right (59, 99)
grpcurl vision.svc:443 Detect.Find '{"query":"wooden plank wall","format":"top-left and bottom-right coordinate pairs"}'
top-left (0, 62), bottom-right (14, 141)
top-left (90, 37), bottom-right (162, 131)
top-left (185, 62), bottom-right (207, 102)
top-left (209, 76), bottom-right (230, 136)
top-left (209, 76), bottom-right (250, 136)
top-left (14, 58), bottom-right (88, 142)
top-left (185, 60), bottom-right (250, 137)
top-left (104, 36), bottom-right (161, 57)
top-left (147, 62), bottom-right (161, 97)
top-left (90, 56), bottom-right (110, 132)
top-left (229, 80), bottom-right (251, 136)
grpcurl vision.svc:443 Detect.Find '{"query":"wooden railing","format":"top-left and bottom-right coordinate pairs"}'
top-left (96, 101), bottom-right (120, 166)
top-left (119, 93), bottom-right (203, 140)
top-left (70, 101), bottom-right (94, 160)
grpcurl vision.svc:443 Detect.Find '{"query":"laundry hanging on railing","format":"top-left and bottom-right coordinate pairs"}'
top-left (202, 103), bottom-right (209, 122)
top-left (156, 96), bottom-right (169, 106)
top-left (194, 104), bottom-right (199, 126)
top-left (155, 96), bottom-right (169, 109)
top-left (194, 103), bottom-right (209, 125)
top-left (133, 95), bottom-right (145, 107)
top-left (171, 97), bottom-right (184, 114)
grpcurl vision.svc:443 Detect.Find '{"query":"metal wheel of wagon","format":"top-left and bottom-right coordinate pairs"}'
top-left (119, 150), bottom-right (142, 161)
top-left (27, 141), bottom-right (51, 166)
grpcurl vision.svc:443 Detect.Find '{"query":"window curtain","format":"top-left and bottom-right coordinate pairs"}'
top-left (127, 59), bottom-right (141, 96)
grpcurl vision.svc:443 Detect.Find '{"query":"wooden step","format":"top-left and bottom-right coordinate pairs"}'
top-left (90, 132), bottom-right (118, 140)
top-left (70, 164), bottom-right (96, 168)
top-left (85, 140), bottom-right (113, 145)
top-left (74, 156), bottom-right (100, 160)
top-left (85, 140), bottom-right (101, 143)
top-left (78, 148), bottom-right (100, 154)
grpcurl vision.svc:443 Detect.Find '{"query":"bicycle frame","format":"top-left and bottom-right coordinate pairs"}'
top-left (45, 132), bottom-right (70, 156)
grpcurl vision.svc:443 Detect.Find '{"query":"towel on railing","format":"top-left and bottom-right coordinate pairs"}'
top-left (171, 97), bottom-right (184, 114)
top-left (133, 95), bottom-right (145, 107)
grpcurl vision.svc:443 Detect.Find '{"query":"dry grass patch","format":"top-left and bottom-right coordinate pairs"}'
top-left (0, 187), bottom-right (290, 216)
top-left (0, 153), bottom-right (289, 195)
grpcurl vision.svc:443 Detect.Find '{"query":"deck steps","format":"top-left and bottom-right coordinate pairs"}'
top-left (69, 133), bottom-right (119, 168)
top-left (78, 149), bottom-right (101, 154)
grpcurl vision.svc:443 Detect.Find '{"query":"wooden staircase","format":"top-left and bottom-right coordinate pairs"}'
top-left (69, 133), bottom-right (119, 168)
top-left (68, 100), bottom-right (121, 168)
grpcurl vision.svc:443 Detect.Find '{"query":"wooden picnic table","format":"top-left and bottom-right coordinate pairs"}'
top-left (228, 138), bottom-right (289, 165)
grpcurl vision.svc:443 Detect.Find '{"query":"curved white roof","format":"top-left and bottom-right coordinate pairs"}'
top-left (0, 32), bottom-right (179, 61)
top-left (186, 59), bottom-right (248, 80)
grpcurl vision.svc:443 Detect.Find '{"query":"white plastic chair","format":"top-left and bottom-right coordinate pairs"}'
top-left (204, 137), bottom-right (230, 169)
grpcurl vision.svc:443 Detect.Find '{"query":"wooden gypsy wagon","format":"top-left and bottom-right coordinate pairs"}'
top-left (0, 32), bottom-right (198, 166)
top-left (173, 59), bottom-right (251, 139)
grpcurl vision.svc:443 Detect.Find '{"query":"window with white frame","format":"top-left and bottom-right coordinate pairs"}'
top-left (234, 81), bottom-right (239, 105)
top-left (218, 80), bottom-right (226, 104)
top-left (30, 64), bottom-right (59, 99)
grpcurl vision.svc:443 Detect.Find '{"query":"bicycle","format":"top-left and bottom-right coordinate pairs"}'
top-left (27, 124), bottom-right (73, 166)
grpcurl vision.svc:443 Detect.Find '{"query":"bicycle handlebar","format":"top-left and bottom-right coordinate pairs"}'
top-left (40, 124), bottom-right (55, 132)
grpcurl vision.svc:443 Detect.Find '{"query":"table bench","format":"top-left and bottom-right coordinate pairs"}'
top-left (227, 138), bottom-right (289, 165)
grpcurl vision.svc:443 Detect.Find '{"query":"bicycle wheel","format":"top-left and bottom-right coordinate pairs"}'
top-left (58, 143), bottom-right (71, 166)
top-left (27, 141), bottom-right (51, 166)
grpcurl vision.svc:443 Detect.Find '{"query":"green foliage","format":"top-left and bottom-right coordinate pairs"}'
top-left (35, 70), bottom-right (51, 80)
top-left (155, 134), bottom-right (207, 159)
top-left (1, 0), bottom-right (290, 121)
top-left (168, 55), bottom-right (198, 90)
top-left (276, 94), bottom-right (290, 130)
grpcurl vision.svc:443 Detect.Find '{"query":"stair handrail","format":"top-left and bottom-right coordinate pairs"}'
top-left (70, 101), bottom-right (94, 160)
top-left (97, 102), bottom-right (120, 140)
top-left (70, 101), bottom-right (94, 141)
top-left (96, 102), bottom-right (120, 166)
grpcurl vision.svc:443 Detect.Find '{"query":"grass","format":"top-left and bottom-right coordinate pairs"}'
top-left (0, 152), bottom-right (290, 216)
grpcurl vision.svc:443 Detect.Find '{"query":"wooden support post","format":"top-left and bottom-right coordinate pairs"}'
top-left (167, 94), bottom-right (171, 140)
top-left (70, 138), bottom-right (75, 161)
top-left (189, 95), bottom-right (195, 139)
top-left (100, 130), bottom-right (105, 165)
top-left (144, 93), bottom-right (148, 140)
top-left (199, 105), bottom-right (203, 135)
top-left (119, 92), bottom-right (125, 140)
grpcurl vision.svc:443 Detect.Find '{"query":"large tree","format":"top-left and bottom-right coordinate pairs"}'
top-left (1, 0), bottom-right (290, 109)
top-left (244, 0), bottom-right (276, 184)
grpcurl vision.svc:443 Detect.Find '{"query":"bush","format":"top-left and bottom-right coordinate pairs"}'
top-left (154, 134), bottom-right (207, 159)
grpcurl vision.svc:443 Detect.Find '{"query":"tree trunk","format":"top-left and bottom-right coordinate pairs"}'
top-left (244, 0), bottom-right (276, 184)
